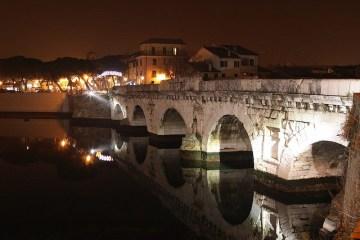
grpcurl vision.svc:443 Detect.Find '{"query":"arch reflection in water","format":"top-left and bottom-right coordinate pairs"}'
top-left (119, 137), bottom-right (330, 240)
top-left (131, 137), bottom-right (149, 164)
top-left (208, 168), bottom-right (254, 225)
top-left (159, 148), bottom-right (186, 188)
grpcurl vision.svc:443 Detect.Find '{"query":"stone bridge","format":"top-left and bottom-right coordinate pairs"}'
top-left (111, 78), bottom-right (360, 180)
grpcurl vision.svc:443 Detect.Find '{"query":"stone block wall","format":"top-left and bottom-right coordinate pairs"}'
top-left (70, 94), bottom-right (111, 119)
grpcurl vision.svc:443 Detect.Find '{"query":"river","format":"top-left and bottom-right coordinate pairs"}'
top-left (0, 119), bottom-right (332, 240)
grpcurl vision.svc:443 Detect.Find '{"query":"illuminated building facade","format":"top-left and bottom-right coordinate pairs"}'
top-left (190, 45), bottom-right (258, 79)
top-left (127, 38), bottom-right (187, 84)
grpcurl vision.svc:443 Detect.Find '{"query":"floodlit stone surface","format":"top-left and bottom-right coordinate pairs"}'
top-left (112, 78), bottom-right (354, 180)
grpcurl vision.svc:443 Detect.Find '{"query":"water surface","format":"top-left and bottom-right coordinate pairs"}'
top-left (0, 119), bottom-right (331, 240)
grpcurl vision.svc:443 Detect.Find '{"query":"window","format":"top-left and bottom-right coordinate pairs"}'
top-left (250, 59), bottom-right (255, 66)
top-left (214, 73), bottom-right (218, 79)
top-left (268, 127), bottom-right (280, 160)
top-left (152, 70), bottom-right (157, 78)
top-left (152, 58), bottom-right (157, 66)
top-left (151, 47), bottom-right (155, 55)
top-left (234, 61), bottom-right (240, 68)
top-left (234, 73), bottom-right (238, 78)
top-left (242, 59), bottom-right (249, 66)
top-left (220, 60), bottom-right (228, 68)
top-left (221, 73), bottom-right (226, 78)
top-left (203, 73), bottom-right (209, 80)
top-left (139, 59), bottom-right (142, 66)
top-left (163, 47), bottom-right (167, 55)
top-left (173, 47), bottom-right (178, 56)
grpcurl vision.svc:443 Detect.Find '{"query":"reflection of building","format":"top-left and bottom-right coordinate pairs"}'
top-left (190, 45), bottom-right (258, 80)
top-left (127, 38), bottom-right (188, 84)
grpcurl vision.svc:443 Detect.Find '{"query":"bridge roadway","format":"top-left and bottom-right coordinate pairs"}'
top-left (110, 77), bottom-right (360, 181)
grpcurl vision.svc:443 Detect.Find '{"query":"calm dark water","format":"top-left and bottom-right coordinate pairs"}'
top-left (0, 119), bottom-right (331, 240)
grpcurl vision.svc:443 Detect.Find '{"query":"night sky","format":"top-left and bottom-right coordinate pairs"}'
top-left (1, 0), bottom-right (359, 66)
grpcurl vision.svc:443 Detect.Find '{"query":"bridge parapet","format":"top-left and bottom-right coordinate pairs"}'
top-left (117, 78), bottom-right (360, 97)
top-left (199, 78), bottom-right (360, 96)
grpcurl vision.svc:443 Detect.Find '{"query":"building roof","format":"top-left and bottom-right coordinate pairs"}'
top-left (204, 45), bottom-right (257, 58)
top-left (140, 38), bottom-right (186, 45)
top-left (204, 46), bottom-right (239, 58)
top-left (221, 45), bottom-right (258, 56)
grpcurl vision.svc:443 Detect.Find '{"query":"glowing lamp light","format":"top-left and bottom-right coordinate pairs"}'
top-left (0, 81), bottom-right (3, 86)
top-left (90, 149), bottom-right (95, 154)
top-left (156, 73), bottom-right (167, 82)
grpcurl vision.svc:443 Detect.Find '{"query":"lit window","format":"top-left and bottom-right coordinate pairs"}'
top-left (173, 47), bottom-right (178, 56)
top-left (152, 70), bottom-right (157, 78)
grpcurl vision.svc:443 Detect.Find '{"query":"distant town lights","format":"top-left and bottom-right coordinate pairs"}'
top-left (86, 91), bottom-right (96, 97)
top-left (97, 71), bottom-right (122, 78)
top-left (95, 151), bottom-right (113, 162)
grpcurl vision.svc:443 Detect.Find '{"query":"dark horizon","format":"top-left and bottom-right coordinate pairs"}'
top-left (1, 0), bottom-right (360, 66)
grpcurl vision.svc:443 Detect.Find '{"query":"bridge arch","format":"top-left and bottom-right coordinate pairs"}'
top-left (205, 115), bottom-right (254, 167)
top-left (132, 105), bottom-right (147, 126)
top-left (114, 104), bottom-right (124, 120)
top-left (286, 140), bottom-right (346, 179)
top-left (161, 108), bottom-right (187, 135)
top-left (278, 122), bottom-right (347, 179)
top-left (111, 98), bottom-right (126, 121)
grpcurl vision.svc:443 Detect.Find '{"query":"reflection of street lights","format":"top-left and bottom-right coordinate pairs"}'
top-left (84, 154), bottom-right (94, 165)
top-left (60, 138), bottom-right (69, 148)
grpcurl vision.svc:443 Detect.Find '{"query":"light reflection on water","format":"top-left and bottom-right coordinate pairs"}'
top-left (0, 119), bottom-right (331, 240)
